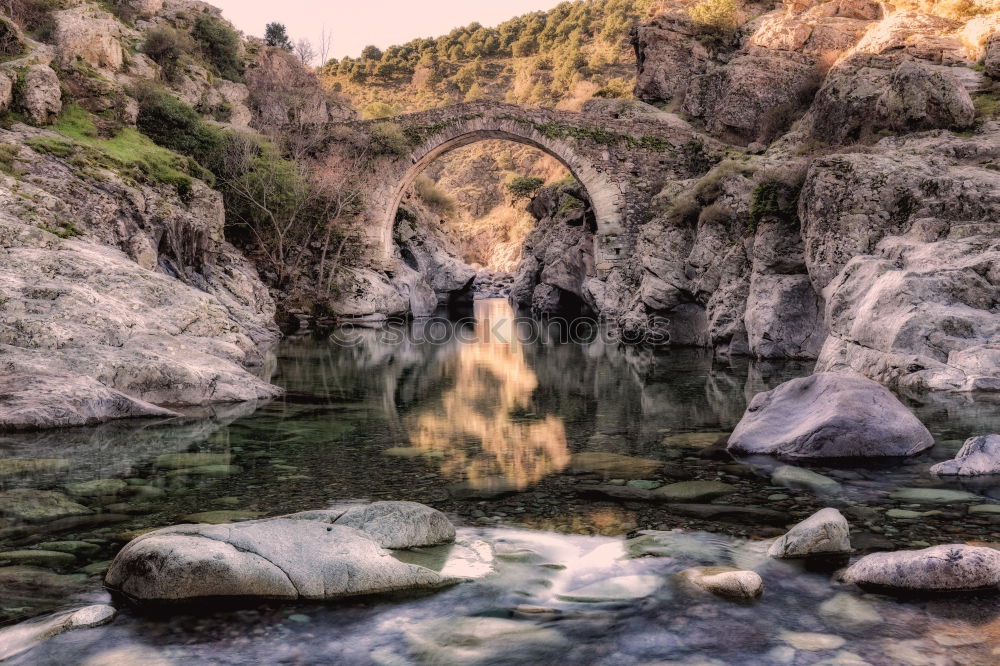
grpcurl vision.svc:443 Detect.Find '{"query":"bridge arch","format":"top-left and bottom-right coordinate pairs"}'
top-left (371, 115), bottom-right (625, 261)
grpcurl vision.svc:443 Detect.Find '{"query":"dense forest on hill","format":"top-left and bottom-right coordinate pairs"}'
top-left (322, 0), bottom-right (665, 115)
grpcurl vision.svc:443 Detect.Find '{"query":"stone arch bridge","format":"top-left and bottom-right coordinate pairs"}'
top-left (333, 101), bottom-right (715, 272)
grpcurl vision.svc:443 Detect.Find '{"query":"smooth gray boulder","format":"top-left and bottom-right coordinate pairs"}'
top-left (930, 435), bottom-right (1000, 476)
top-left (20, 64), bottom-right (61, 125)
top-left (841, 545), bottom-right (1000, 592)
top-left (106, 502), bottom-right (462, 603)
top-left (727, 373), bottom-right (934, 458)
top-left (105, 519), bottom-right (444, 603)
top-left (768, 508), bottom-right (851, 559)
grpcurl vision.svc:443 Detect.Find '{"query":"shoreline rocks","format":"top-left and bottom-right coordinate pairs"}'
top-left (728, 373), bottom-right (935, 458)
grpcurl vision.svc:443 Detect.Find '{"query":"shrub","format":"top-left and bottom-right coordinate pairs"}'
top-left (0, 16), bottom-right (25, 60)
top-left (369, 121), bottom-right (410, 156)
top-left (688, 0), bottom-right (741, 36)
top-left (264, 23), bottom-right (292, 51)
top-left (143, 26), bottom-right (186, 81)
top-left (0, 0), bottom-right (58, 43)
top-left (507, 175), bottom-right (545, 199)
top-left (361, 101), bottom-right (402, 120)
top-left (192, 15), bottom-right (244, 82)
top-left (0, 142), bottom-right (21, 174)
top-left (414, 174), bottom-right (454, 214)
top-left (593, 78), bottom-right (632, 99)
top-left (132, 83), bottom-right (227, 171)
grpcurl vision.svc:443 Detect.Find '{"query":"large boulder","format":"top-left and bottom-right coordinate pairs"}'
top-left (930, 434), bottom-right (1000, 476)
top-left (841, 545), bottom-right (1000, 592)
top-left (105, 502), bottom-right (459, 603)
top-left (0, 73), bottom-right (11, 111)
top-left (20, 65), bottom-right (62, 125)
top-left (727, 373), bottom-right (934, 458)
top-left (875, 60), bottom-right (974, 133)
top-left (53, 6), bottom-right (124, 71)
top-left (768, 508), bottom-right (851, 559)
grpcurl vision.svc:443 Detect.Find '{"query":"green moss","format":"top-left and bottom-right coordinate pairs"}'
top-left (973, 91), bottom-right (999, 119)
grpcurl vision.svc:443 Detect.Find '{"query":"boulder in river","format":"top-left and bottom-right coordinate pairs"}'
top-left (930, 435), bottom-right (1000, 476)
top-left (841, 545), bottom-right (1000, 592)
top-left (105, 502), bottom-right (462, 604)
top-left (678, 567), bottom-right (763, 600)
top-left (768, 508), bottom-right (851, 559)
top-left (727, 373), bottom-right (934, 458)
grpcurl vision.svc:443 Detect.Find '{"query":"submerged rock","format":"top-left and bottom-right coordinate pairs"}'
top-left (841, 545), bottom-right (1000, 592)
top-left (728, 373), bottom-right (934, 458)
top-left (888, 488), bottom-right (982, 504)
top-left (768, 508), bottom-right (851, 559)
top-left (566, 452), bottom-right (664, 479)
top-left (0, 604), bottom-right (116, 661)
top-left (930, 435), bottom-right (1000, 476)
top-left (407, 617), bottom-right (569, 665)
top-left (771, 465), bottom-right (842, 495)
top-left (652, 481), bottom-right (737, 502)
top-left (678, 566), bottom-right (763, 600)
top-left (0, 489), bottom-right (92, 523)
top-left (105, 502), bottom-right (460, 604)
top-left (818, 593), bottom-right (883, 632)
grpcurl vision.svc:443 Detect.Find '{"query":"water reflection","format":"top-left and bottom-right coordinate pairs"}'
top-left (407, 300), bottom-right (569, 489)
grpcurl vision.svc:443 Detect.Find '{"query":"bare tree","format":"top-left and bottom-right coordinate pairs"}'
top-left (294, 38), bottom-right (316, 67)
top-left (219, 133), bottom-right (370, 291)
top-left (318, 25), bottom-right (333, 67)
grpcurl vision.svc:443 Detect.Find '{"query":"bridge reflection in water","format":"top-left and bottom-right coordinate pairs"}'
top-left (407, 299), bottom-right (569, 490)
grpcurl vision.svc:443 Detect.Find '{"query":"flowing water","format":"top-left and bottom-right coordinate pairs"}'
top-left (2, 299), bottom-right (1000, 664)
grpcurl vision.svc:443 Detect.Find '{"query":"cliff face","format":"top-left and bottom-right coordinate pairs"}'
top-left (0, 0), bottom-right (296, 429)
top-left (579, 0), bottom-right (1000, 392)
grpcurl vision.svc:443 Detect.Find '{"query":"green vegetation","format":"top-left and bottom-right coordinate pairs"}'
top-left (507, 175), bottom-right (545, 199)
top-left (43, 219), bottom-right (81, 238)
top-left (142, 26), bottom-right (186, 80)
top-left (192, 15), bottom-right (244, 82)
top-left (324, 0), bottom-right (659, 111)
top-left (362, 101), bottom-right (403, 120)
top-left (264, 22), bottom-right (292, 51)
top-left (132, 83), bottom-right (226, 174)
top-left (369, 121), bottom-right (410, 156)
top-left (973, 89), bottom-right (999, 119)
top-left (414, 174), bottom-right (455, 214)
top-left (688, 0), bottom-right (741, 36)
top-left (35, 105), bottom-right (200, 196)
top-left (748, 181), bottom-right (800, 227)
top-left (0, 15), bottom-right (26, 61)
top-left (0, 0), bottom-right (59, 43)
top-left (0, 143), bottom-right (21, 175)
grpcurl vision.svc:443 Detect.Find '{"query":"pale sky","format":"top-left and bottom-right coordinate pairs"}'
top-left (210, 0), bottom-right (565, 60)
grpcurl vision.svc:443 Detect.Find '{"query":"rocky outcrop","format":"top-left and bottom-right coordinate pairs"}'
top-left (0, 373), bottom-right (177, 431)
top-left (52, 5), bottom-right (125, 72)
top-left (841, 545), bottom-right (1000, 592)
top-left (20, 65), bottom-right (62, 125)
top-left (930, 434), bottom-right (1000, 475)
top-left (727, 373), bottom-right (935, 457)
top-left (510, 183), bottom-right (597, 317)
top-left (0, 123), bottom-right (280, 430)
top-left (105, 502), bottom-right (465, 603)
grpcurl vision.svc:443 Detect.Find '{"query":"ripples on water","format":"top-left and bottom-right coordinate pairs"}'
top-left (2, 300), bottom-right (999, 664)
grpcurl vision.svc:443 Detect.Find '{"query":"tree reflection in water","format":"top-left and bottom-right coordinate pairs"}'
top-left (408, 299), bottom-right (570, 489)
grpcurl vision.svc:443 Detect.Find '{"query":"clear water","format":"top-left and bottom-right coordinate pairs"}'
top-left (2, 299), bottom-right (999, 664)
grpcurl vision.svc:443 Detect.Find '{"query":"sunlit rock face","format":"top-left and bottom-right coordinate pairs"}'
top-left (407, 300), bottom-right (570, 490)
